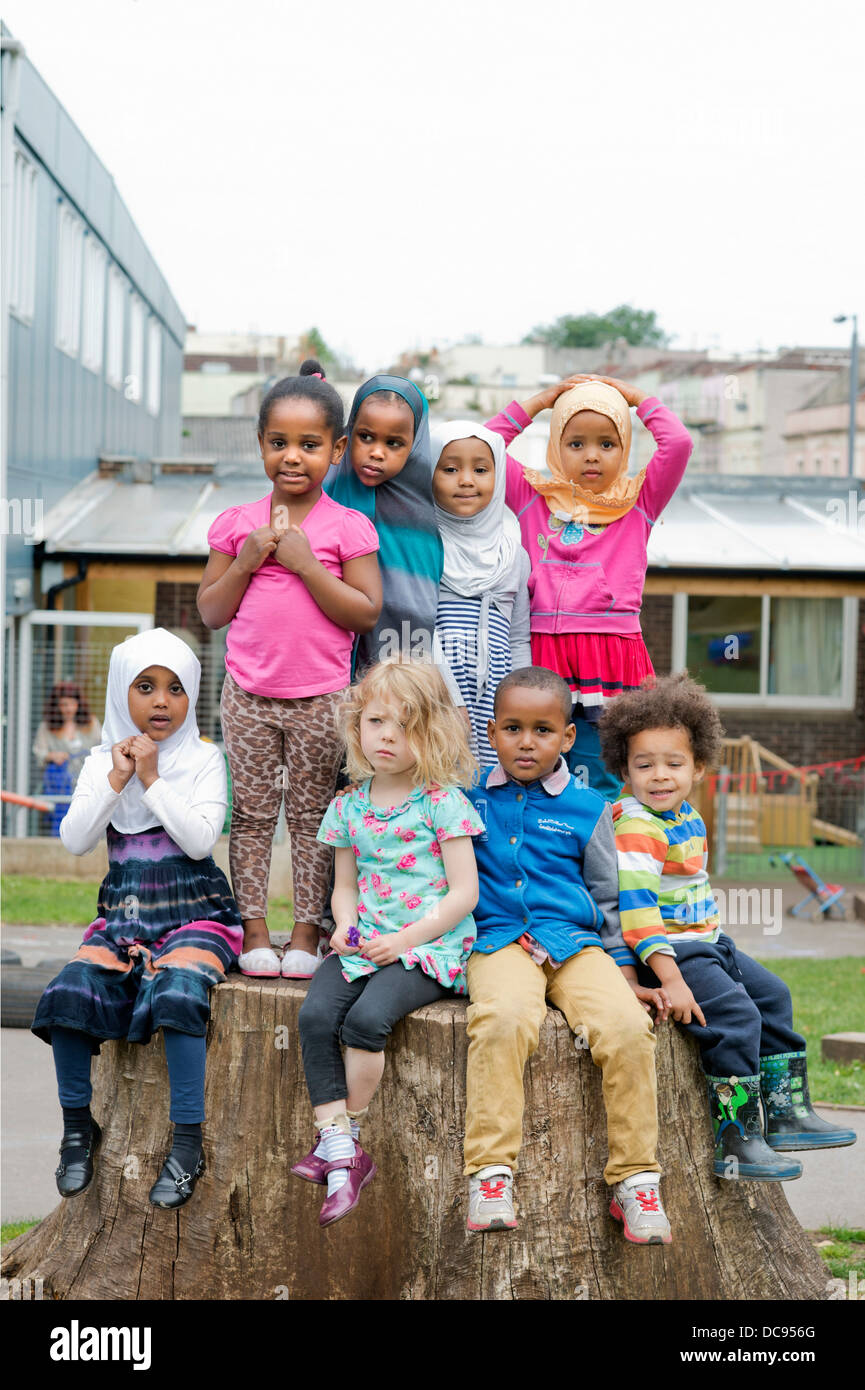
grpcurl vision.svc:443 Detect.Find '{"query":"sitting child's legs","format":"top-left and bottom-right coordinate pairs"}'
top-left (671, 938), bottom-right (803, 1181)
top-left (464, 943), bottom-right (548, 1175)
top-left (545, 946), bottom-right (659, 1185)
top-left (730, 943), bottom-right (856, 1151)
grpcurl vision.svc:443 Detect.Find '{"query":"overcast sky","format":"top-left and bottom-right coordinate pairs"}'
top-left (6, 0), bottom-right (864, 372)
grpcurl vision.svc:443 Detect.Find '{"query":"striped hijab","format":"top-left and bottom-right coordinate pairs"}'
top-left (325, 376), bottom-right (443, 672)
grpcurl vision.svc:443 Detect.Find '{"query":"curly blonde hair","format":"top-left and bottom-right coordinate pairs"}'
top-left (341, 657), bottom-right (478, 790)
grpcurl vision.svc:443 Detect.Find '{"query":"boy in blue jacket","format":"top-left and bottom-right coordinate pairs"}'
top-left (463, 666), bottom-right (670, 1243)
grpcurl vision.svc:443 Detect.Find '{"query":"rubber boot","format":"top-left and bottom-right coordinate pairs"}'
top-left (706, 1074), bottom-right (802, 1181)
top-left (761, 1051), bottom-right (857, 1151)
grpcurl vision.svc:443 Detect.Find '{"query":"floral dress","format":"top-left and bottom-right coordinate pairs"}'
top-left (316, 781), bottom-right (483, 995)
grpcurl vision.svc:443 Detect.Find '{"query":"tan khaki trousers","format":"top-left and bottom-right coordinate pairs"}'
top-left (464, 943), bottom-right (659, 1185)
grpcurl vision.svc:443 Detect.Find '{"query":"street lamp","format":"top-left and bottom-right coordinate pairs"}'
top-left (833, 313), bottom-right (859, 479)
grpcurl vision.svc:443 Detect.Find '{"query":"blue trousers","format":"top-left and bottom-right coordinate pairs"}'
top-left (638, 933), bottom-right (805, 1076)
top-left (566, 716), bottom-right (623, 804)
top-left (52, 1025), bottom-right (206, 1123)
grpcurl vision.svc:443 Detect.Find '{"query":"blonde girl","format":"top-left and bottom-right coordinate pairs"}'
top-left (293, 658), bottom-right (483, 1227)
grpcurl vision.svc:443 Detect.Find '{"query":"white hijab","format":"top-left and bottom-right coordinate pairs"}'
top-left (430, 422), bottom-right (521, 599)
top-left (90, 628), bottom-right (214, 833)
top-left (430, 422), bottom-right (525, 701)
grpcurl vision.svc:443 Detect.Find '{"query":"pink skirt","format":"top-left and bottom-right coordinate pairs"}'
top-left (530, 632), bottom-right (654, 723)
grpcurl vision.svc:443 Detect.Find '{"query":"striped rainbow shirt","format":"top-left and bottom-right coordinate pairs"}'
top-left (612, 795), bottom-right (720, 965)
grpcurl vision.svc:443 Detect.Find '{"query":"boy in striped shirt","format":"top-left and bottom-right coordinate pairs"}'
top-left (600, 674), bottom-right (855, 1182)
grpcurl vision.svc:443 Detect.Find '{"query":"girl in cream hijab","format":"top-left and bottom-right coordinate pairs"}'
top-left (484, 374), bottom-right (693, 800)
top-left (430, 422), bottom-right (531, 766)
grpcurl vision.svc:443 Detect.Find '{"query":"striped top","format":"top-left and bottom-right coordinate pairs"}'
top-left (612, 795), bottom-right (720, 964)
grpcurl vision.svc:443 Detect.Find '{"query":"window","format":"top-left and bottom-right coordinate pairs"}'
top-left (127, 295), bottom-right (144, 402)
top-left (673, 593), bottom-right (856, 709)
top-left (81, 235), bottom-right (107, 373)
top-left (55, 205), bottom-right (84, 356)
top-left (147, 319), bottom-right (162, 415)
top-left (10, 150), bottom-right (37, 321)
top-left (106, 267), bottom-right (125, 388)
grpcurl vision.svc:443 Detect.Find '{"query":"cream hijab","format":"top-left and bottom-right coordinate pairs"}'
top-left (430, 422), bottom-right (521, 598)
top-left (89, 628), bottom-right (215, 833)
top-left (523, 380), bottom-right (647, 525)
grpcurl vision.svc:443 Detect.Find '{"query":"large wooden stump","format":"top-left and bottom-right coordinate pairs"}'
top-left (3, 976), bottom-right (829, 1300)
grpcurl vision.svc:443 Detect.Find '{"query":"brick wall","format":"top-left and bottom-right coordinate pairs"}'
top-left (641, 594), bottom-right (864, 766)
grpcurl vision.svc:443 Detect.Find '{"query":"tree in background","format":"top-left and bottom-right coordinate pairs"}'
top-left (298, 326), bottom-right (335, 365)
top-left (523, 305), bottom-right (671, 349)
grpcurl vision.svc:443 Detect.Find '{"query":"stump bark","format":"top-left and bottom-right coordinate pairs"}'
top-left (3, 976), bottom-right (830, 1300)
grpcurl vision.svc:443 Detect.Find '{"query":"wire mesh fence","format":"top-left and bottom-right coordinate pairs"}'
top-left (2, 615), bottom-right (229, 839)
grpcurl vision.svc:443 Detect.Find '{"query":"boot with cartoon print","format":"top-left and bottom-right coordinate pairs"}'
top-left (706, 1074), bottom-right (802, 1181)
top-left (761, 1051), bottom-right (857, 1151)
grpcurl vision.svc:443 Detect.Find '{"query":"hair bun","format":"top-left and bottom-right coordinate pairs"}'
top-left (299, 357), bottom-right (326, 379)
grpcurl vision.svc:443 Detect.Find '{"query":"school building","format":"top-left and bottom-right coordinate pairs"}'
top-left (1, 27), bottom-right (185, 830)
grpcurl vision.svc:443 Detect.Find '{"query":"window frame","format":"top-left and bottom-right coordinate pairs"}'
top-left (10, 149), bottom-right (37, 324)
top-left (55, 203), bottom-right (84, 358)
top-left (105, 265), bottom-right (126, 389)
top-left (80, 233), bottom-right (107, 374)
top-left (146, 318), bottom-right (162, 416)
top-left (671, 591), bottom-right (857, 711)
top-left (127, 293), bottom-right (144, 403)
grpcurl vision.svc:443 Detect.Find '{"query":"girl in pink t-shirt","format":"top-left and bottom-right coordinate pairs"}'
top-left (198, 360), bottom-right (382, 979)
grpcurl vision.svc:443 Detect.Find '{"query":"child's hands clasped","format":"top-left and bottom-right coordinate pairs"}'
top-left (127, 734), bottom-right (160, 789)
top-left (237, 525), bottom-right (279, 574)
top-left (274, 525), bottom-right (315, 576)
top-left (110, 740), bottom-right (136, 790)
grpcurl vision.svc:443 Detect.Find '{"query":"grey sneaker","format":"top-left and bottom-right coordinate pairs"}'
top-left (467, 1165), bottom-right (517, 1232)
top-left (610, 1172), bottom-right (672, 1244)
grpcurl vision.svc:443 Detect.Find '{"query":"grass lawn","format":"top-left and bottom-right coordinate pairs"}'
top-left (0, 876), bottom-right (295, 932)
top-left (761, 958), bottom-right (865, 1106)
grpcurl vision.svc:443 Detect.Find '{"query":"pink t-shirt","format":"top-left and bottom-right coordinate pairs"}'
top-left (207, 491), bottom-right (379, 698)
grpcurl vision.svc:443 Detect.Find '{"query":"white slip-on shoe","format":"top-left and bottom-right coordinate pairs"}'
top-left (280, 947), bottom-right (322, 979)
top-left (238, 947), bottom-right (282, 977)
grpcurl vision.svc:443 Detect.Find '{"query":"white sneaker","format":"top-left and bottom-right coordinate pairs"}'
top-left (610, 1172), bottom-right (672, 1244)
top-left (466, 1165), bottom-right (517, 1232)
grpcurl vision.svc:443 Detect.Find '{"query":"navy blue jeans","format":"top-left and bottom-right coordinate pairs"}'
top-left (638, 933), bottom-right (805, 1076)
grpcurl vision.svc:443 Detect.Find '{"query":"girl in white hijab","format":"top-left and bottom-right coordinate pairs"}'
top-left (430, 423), bottom-right (531, 766)
top-left (32, 629), bottom-right (243, 1211)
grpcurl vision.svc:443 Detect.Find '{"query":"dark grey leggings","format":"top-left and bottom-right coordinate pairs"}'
top-left (298, 952), bottom-right (449, 1106)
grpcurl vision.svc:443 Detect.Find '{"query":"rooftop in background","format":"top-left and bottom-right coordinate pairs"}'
top-left (181, 416), bottom-right (260, 463)
top-left (36, 467), bottom-right (865, 573)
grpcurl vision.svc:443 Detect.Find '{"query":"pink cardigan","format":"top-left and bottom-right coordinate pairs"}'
top-left (486, 398), bottom-right (692, 637)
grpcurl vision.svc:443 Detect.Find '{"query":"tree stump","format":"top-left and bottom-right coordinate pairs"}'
top-left (2, 976), bottom-right (830, 1300)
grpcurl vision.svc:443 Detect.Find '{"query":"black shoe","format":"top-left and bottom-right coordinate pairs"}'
top-left (149, 1150), bottom-right (205, 1209)
top-left (55, 1119), bottom-right (102, 1198)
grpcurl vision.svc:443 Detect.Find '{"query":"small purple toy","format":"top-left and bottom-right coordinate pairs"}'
top-left (347, 926), bottom-right (360, 948)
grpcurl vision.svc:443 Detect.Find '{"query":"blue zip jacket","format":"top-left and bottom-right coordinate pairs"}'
top-left (465, 759), bottom-right (635, 968)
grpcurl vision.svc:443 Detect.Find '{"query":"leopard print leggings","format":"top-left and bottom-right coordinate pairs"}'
top-left (220, 672), bottom-right (346, 924)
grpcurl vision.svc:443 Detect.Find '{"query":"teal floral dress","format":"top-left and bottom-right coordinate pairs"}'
top-left (317, 782), bottom-right (483, 995)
